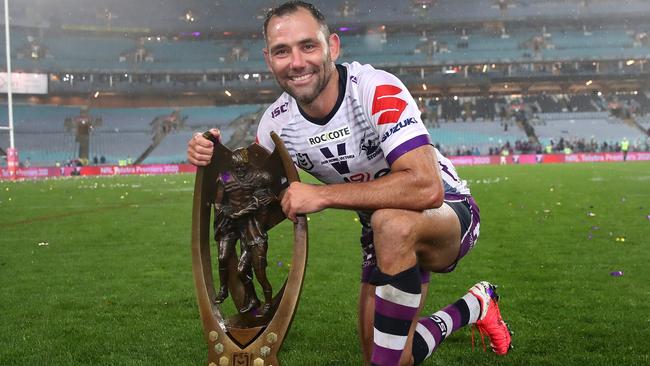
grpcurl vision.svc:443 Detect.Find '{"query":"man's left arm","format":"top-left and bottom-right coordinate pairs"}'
top-left (280, 144), bottom-right (444, 222)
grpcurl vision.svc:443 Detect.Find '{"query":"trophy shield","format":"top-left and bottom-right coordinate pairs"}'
top-left (191, 131), bottom-right (308, 366)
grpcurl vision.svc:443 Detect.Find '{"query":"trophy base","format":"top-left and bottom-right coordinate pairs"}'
top-left (208, 352), bottom-right (279, 366)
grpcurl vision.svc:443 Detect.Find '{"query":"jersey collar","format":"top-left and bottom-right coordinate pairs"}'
top-left (297, 64), bottom-right (347, 126)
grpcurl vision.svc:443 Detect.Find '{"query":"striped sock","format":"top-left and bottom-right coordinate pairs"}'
top-left (411, 293), bottom-right (481, 365)
top-left (369, 265), bottom-right (422, 366)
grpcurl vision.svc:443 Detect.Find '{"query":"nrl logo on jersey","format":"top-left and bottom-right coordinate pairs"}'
top-left (307, 126), bottom-right (351, 147)
top-left (296, 153), bottom-right (314, 171)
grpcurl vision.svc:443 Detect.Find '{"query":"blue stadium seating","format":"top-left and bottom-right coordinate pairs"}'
top-left (0, 104), bottom-right (264, 165)
top-left (3, 24), bottom-right (650, 73)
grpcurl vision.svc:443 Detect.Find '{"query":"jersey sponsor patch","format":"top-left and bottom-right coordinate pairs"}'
top-left (307, 126), bottom-right (351, 147)
top-left (319, 143), bottom-right (354, 175)
top-left (372, 84), bottom-right (407, 125)
top-left (271, 102), bottom-right (289, 119)
top-left (380, 117), bottom-right (419, 142)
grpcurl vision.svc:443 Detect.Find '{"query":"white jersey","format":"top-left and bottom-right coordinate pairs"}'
top-left (256, 62), bottom-right (470, 202)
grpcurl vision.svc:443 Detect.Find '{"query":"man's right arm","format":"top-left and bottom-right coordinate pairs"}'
top-left (187, 128), bottom-right (220, 166)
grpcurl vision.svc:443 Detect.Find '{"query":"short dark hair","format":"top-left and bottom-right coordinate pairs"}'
top-left (263, 1), bottom-right (329, 40)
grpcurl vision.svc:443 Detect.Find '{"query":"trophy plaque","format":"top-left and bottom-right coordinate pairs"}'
top-left (191, 132), bottom-right (308, 366)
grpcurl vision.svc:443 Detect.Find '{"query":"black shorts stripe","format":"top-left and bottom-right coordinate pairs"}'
top-left (446, 199), bottom-right (471, 237)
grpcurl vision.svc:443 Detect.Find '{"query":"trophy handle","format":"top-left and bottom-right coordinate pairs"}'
top-left (270, 132), bottom-right (300, 183)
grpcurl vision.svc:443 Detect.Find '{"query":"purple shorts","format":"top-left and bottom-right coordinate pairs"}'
top-left (360, 193), bottom-right (481, 283)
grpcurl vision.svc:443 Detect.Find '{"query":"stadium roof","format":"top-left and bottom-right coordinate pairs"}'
top-left (3, 0), bottom-right (650, 34)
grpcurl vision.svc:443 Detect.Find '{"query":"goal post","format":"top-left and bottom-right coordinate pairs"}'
top-left (2, 0), bottom-right (17, 179)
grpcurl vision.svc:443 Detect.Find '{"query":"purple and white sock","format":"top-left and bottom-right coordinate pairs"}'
top-left (369, 265), bottom-right (422, 366)
top-left (411, 293), bottom-right (481, 365)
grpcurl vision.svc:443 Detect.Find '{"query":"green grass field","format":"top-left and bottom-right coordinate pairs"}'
top-left (1, 162), bottom-right (649, 366)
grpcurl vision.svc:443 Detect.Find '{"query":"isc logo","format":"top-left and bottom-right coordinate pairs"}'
top-left (271, 102), bottom-right (289, 118)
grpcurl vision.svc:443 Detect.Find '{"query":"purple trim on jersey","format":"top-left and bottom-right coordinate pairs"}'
top-left (375, 295), bottom-right (419, 320)
top-left (438, 161), bottom-right (460, 183)
top-left (385, 134), bottom-right (432, 166)
top-left (371, 345), bottom-right (402, 366)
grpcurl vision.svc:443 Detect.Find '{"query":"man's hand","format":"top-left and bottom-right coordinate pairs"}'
top-left (187, 128), bottom-right (220, 166)
top-left (280, 182), bottom-right (327, 222)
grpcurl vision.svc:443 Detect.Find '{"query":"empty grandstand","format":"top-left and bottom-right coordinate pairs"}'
top-left (1, 0), bottom-right (649, 170)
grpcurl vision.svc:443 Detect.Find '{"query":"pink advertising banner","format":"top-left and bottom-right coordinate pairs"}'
top-left (2, 153), bottom-right (650, 180)
top-left (1, 164), bottom-right (197, 180)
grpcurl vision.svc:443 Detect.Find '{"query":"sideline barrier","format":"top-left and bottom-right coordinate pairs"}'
top-left (0, 163), bottom-right (198, 180)
top-left (2, 152), bottom-right (650, 180)
top-left (449, 152), bottom-right (650, 165)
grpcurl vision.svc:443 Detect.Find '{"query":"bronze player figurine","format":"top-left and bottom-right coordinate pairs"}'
top-left (213, 148), bottom-right (275, 314)
top-left (191, 131), bottom-right (307, 366)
